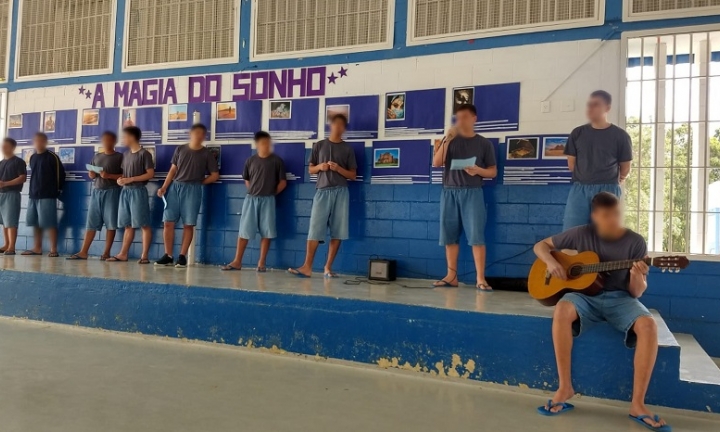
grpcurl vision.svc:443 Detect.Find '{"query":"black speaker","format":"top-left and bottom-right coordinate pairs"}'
top-left (368, 259), bottom-right (397, 281)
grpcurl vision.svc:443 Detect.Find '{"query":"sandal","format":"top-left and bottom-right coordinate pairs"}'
top-left (106, 256), bottom-right (128, 263)
top-left (138, 258), bottom-right (150, 265)
top-left (48, 252), bottom-right (60, 258)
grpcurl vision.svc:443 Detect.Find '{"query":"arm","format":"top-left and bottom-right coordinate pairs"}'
top-left (99, 171), bottom-right (122, 181)
top-left (567, 156), bottom-right (576, 172)
top-left (123, 168), bottom-right (155, 185)
top-left (157, 165), bottom-right (178, 196)
top-left (202, 171), bottom-right (220, 185)
top-left (628, 261), bottom-right (649, 298)
top-left (276, 179), bottom-right (287, 195)
top-left (432, 128), bottom-right (457, 167)
top-left (533, 237), bottom-right (567, 280)
top-left (619, 161), bottom-right (631, 183)
top-left (618, 131), bottom-right (633, 183)
top-left (328, 163), bottom-right (356, 180)
top-left (58, 158), bottom-right (67, 191)
top-left (0, 174), bottom-right (27, 188)
top-left (464, 165), bottom-right (497, 178)
top-left (309, 163), bottom-right (328, 175)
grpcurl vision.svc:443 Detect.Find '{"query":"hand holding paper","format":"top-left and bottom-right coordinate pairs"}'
top-left (450, 157), bottom-right (476, 170)
top-left (86, 164), bottom-right (103, 174)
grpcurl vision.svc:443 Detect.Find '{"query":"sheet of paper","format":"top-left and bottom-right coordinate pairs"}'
top-left (85, 164), bottom-right (103, 174)
top-left (162, 195), bottom-right (168, 210)
top-left (450, 157), bottom-right (476, 170)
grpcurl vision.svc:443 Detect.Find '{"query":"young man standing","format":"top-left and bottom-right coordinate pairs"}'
top-left (432, 104), bottom-right (497, 290)
top-left (289, 115), bottom-right (357, 278)
top-left (22, 133), bottom-right (65, 257)
top-left (564, 91), bottom-right (632, 230)
top-left (155, 124), bottom-right (219, 268)
top-left (0, 138), bottom-right (27, 255)
top-left (533, 192), bottom-right (668, 431)
top-left (221, 131), bottom-right (286, 272)
top-left (68, 132), bottom-right (123, 260)
top-left (107, 127), bottom-right (155, 264)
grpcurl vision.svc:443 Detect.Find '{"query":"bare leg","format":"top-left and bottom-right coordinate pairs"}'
top-left (103, 230), bottom-right (116, 258)
top-left (115, 228), bottom-right (135, 260)
top-left (434, 244), bottom-right (459, 287)
top-left (32, 228), bottom-right (43, 253)
top-left (180, 225), bottom-right (194, 256)
top-left (472, 245), bottom-right (490, 289)
top-left (7, 227), bottom-right (18, 253)
top-left (629, 317), bottom-right (666, 428)
top-left (292, 240), bottom-right (320, 277)
top-left (547, 301), bottom-right (577, 412)
top-left (324, 239), bottom-right (341, 275)
top-left (48, 228), bottom-right (58, 255)
top-left (224, 238), bottom-right (249, 269)
top-left (1, 227), bottom-right (8, 250)
top-left (258, 238), bottom-right (271, 269)
top-left (163, 222), bottom-right (175, 256)
top-left (141, 226), bottom-right (152, 261)
top-left (74, 229), bottom-right (97, 258)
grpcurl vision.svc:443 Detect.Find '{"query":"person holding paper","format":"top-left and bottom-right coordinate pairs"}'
top-left (68, 132), bottom-right (123, 260)
top-left (221, 131), bottom-right (286, 272)
top-left (22, 133), bottom-right (65, 257)
top-left (107, 127), bottom-right (155, 264)
top-left (0, 138), bottom-right (27, 256)
top-left (432, 104), bottom-right (497, 291)
top-left (288, 114), bottom-right (357, 278)
top-left (155, 124), bottom-right (219, 268)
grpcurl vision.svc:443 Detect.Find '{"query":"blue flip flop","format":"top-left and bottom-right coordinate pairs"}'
top-left (324, 272), bottom-right (338, 279)
top-left (433, 280), bottom-right (458, 288)
top-left (220, 264), bottom-right (241, 271)
top-left (629, 414), bottom-right (672, 432)
top-left (256, 267), bottom-right (267, 273)
top-left (537, 400), bottom-right (574, 416)
top-left (288, 268), bottom-right (310, 278)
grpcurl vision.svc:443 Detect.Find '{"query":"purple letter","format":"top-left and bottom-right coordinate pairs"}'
top-left (128, 81), bottom-right (143, 106)
top-left (205, 75), bottom-right (222, 102)
top-left (143, 79), bottom-right (159, 105)
top-left (306, 67), bottom-right (326, 97)
top-left (114, 82), bottom-right (130, 107)
top-left (269, 70), bottom-right (287, 99)
top-left (92, 84), bottom-right (105, 109)
top-left (189, 76), bottom-right (205, 103)
top-left (250, 71), bottom-right (270, 100)
top-left (286, 68), bottom-right (307, 98)
top-left (163, 79), bottom-right (177, 105)
top-left (232, 73), bottom-right (251, 101)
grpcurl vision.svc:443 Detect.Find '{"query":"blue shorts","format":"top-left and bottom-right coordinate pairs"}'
top-left (439, 187), bottom-right (486, 246)
top-left (87, 188), bottom-right (121, 231)
top-left (308, 186), bottom-right (350, 242)
top-left (0, 192), bottom-right (21, 228)
top-left (560, 291), bottom-right (652, 348)
top-left (26, 198), bottom-right (58, 229)
top-left (238, 195), bottom-right (277, 240)
top-left (563, 183), bottom-right (622, 230)
top-left (118, 187), bottom-right (151, 229)
top-left (163, 182), bottom-right (203, 226)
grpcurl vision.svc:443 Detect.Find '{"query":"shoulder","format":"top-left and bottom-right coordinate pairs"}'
top-left (571, 124), bottom-right (589, 137)
top-left (610, 125), bottom-right (631, 139)
top-left (475, 135), bottom-right (493, 146)
top-left (625, 229), bottom-right (647, 245)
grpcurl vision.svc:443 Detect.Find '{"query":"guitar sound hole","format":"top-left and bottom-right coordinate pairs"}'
top-left (568, 265), bottom-right (583, 278)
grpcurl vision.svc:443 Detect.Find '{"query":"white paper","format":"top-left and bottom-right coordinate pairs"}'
top-left (450, 157), bottom-right (476, 170)
top-left (162, 195), bottom-right (168, 210)
top-left (86, 164), bottom-right (103, 174)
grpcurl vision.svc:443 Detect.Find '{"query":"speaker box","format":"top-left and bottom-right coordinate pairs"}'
top-left (368, 259), bottom-right (397, 281)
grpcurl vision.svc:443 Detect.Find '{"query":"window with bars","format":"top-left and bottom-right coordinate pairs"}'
top-left (626, 1), bottom-right (720, 21)
top-left (253, 0), bottom-right (392, 59)
top-left (17, 0), bottom-right (115, 79)
top-left (410, 0), bottom-right (602, 43)
top-left (624, 31), bottom-right (720, 256)
top-left (0, 1), bottom-right (10, 81)
top-left (125, 0), bottom-right (238, 69)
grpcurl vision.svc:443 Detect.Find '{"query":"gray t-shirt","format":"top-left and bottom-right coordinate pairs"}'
top-left (552, 225), bottom-right (647, 292)
top-left (565, 124), bottom-right (632, 185)
top-left (171, 144), bottom-right (219, 183)
top-left (122, 147), bottom-right (155, 187)
top-left (310, 139), bottom-right (358, 189)
top-left (0, 156), bottom-right (27, 193)
top-left (91, 152), bottom-right (123, 190)
top-left (443, 135), bottom-right (497, 187)
top-left (243, 153), bottom-right (286, 197)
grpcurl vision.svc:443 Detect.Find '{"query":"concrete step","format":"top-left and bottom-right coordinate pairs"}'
top-left (676, 333), bottom-right (720, 386)
top-left (652, 309), bottom-right (679, 348)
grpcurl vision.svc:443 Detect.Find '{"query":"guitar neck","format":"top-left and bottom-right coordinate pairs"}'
top-left (580, 257), bottom-right (651, 274)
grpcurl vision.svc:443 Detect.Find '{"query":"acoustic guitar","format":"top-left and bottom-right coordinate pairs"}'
top-left (528, 251), bottom-right (689, 306)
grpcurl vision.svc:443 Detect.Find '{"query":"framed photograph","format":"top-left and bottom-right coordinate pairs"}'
top-left (8, 114), bottom-right (22, 129)
top-left (373, 148), bottom-right (400, 168)
top-left (168, 104), bottom-right (188, 122)
top-left (216, 102), bottom-right (236, 121)
top-left (543, 137), bottom-right (569, 159)
top-left (385, 93), bottom-right (405, 121)
top-left (452, 87), bottom-right (474, 114)
top-left (207, 144), bottom-right (221, 170)
top-left (43, 111), bottom-right (56, 133)
top-left (22, 148), bottom-right (35, 166)
top-left (122, 108), bottom-right (137, 128)
top-left (59, 148), bottom-right (75, 164)
top-left (326, 104), bottom-right (350, 124)
top-left (507, 137), bottom-right (540, 160)
top-left (270, 101), bottom-right (292, 119)
top-left (82, 109), bottom-right (100, 126)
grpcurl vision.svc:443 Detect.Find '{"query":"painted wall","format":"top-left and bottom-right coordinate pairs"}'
top-left (2, 1), bottom-right (720, 356)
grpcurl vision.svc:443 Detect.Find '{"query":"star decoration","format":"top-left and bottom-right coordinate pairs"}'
top-left (338, 67), bottom-right (348, 77)
top-left (85, 90), bottom-right (92, 99)
top-left (328, 73), bottom-right (338, 84)
top-left (78, 86), bottom-right (86, 95)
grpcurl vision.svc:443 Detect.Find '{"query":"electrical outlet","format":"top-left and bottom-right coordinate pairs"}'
top-left (540, 101), bottom-right (551, 113)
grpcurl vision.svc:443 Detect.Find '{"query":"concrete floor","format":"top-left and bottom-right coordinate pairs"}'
top-left (1, 319), bottom-right (718, 432)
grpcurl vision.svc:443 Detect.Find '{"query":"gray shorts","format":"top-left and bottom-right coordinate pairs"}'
top-left (0, 192), bottom-right (21, 228)
top-left (26, 198), bottom-right (58, 229)
top-left (560, 290), bottom-right (652, 348)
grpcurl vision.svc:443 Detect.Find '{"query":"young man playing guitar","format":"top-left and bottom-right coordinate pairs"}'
top-left (533, 192), bottom-right (670, 431)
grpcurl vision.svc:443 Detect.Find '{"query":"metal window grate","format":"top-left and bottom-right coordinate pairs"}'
top-left (17, 0), bottom-right (114, 78)
top-left (413, 0), bottom-right (598, 39)
top-left (254, 0), bottom-right (390, 56)
top-left (126, 0), bottom-right (237, 68)
top-left (624, 31), bottom-right (720, 256)
top-left (0, 1), bottom-right (9, 80)
top-left (631, 0), bottom-right (720, 15)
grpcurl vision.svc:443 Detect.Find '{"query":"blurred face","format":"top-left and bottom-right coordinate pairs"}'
top-left (2, 141), bottom-right (14, 157)
top-left (455, 109), bottom-right (477, 133)
top-left (189, 128), bottom-right (205, 145)
top-left (591, 204), bottom-right (623, 236)
top-left (586, 96), bottom-right (610, 123)
top-left (329, 118), bottom-right (346, 137)
top-left (33, 135), bottom-right (48, 152)
top-left (255, 137), bottom-right (271, 154)
top-left (122, 132), bottom-right (137, 147)
top-left (101, 134), bottom-right (117, 152)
